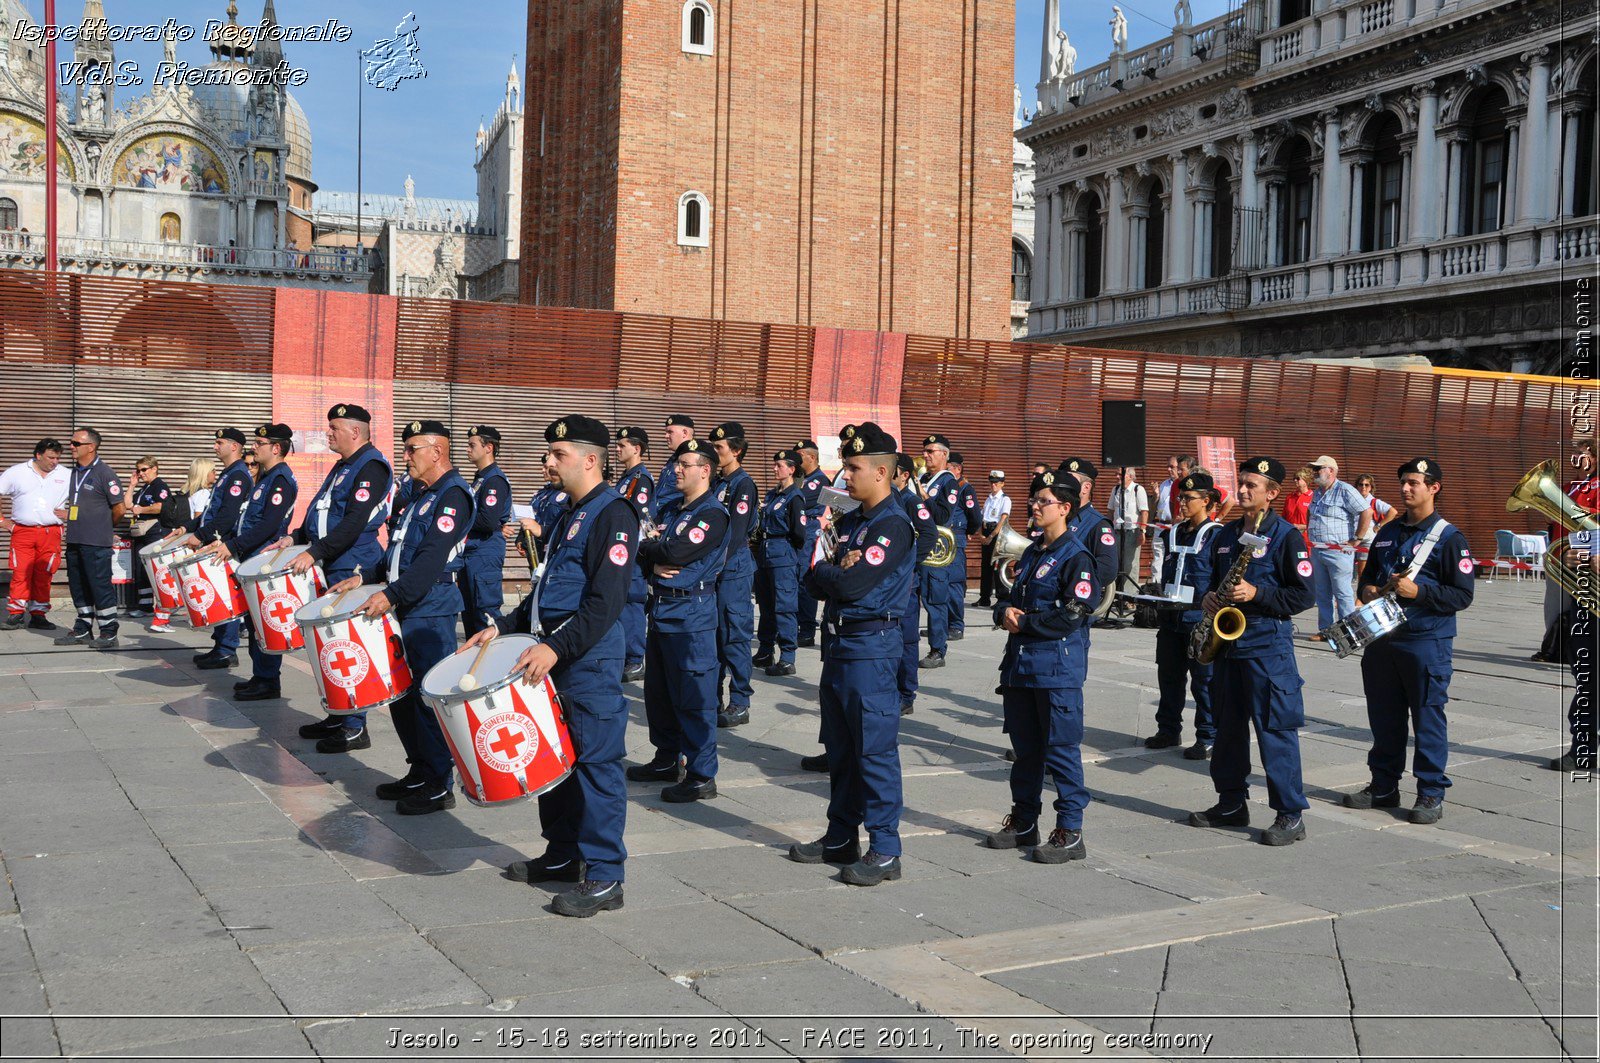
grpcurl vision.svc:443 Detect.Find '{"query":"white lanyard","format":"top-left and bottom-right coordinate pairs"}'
top-left (69, 459), bottom-right (101, 508)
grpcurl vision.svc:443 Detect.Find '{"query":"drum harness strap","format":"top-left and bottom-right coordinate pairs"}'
top-left (1392, 518), bottom-right (1452, 589)
top-left (1164, 520), bottom-right (1221, 603)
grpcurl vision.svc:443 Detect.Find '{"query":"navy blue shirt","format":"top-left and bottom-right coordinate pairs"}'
top-left (805, 493), bottom-right (916, 622)
top-left (1358, 511), bottom-right (1475, 640)
top-left (714, 466), bottom-right (760, 563)
top-left (997, 530), bottom-right (1098, 688)
top-left (896, 485), bottom-right (938, 564)
top-left (756, 483), bottom-right (807, 565)
top-left (1068, 502), bottom-right (1118, 589)
top-left (224, 463), bottom-right (297, 561)
top-left (1206, 510), bottom-right (1314, 657)
top-left (468, 463), bottom-right (512, 542)
top-left (616, 462), bottom-right (655, 521)
top-left (194, 459), bottom-right (253, 544)
top-left (921, 469), bottom-right (958, 526)
top-left (653, 459), bottom-right (682, 521)
top-left (382, 471), bottom-right (474, 617)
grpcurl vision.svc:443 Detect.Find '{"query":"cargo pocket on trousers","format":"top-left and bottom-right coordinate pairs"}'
top-left (1266, 671), bottom-right (1306, 730)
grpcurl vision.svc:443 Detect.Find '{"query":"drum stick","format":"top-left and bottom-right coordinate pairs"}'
top-left (458, 637), bottom-right (496, 692)
top-left (322, 565), bottom-right (362, 618)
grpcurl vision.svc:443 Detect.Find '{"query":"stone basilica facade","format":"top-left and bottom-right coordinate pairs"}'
top-left (1019, 0), bottom-right (1596, 374)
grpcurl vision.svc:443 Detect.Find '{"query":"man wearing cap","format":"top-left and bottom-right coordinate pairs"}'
top-left (710, 422), bottom-right (759, 727)
top-left (1057, 458), bottom-right (1118, 625)
top-left (516, 460), bottom-right (569, 561)
top-left (627, 437), bottom-right (730, 800)
top-left (1147, 471), bottom-right (1223, 759)
top-left (271, 404), bottom-right (396, 751)
top-left (613, 426), bottom-right (655, 682)
top-left (794, 440), bottom-right (830, 648)
top-left (893, 452), bottom-right (940, 716)
top-left (201, 425), bottom-right (299, 702)
top-left (459, 426), bottom-right (512, 638)
top-left (181, 428), bottom-right (254, 668)
top-left (0, 439), bottom-right (70, 631)
top-left (790, 424), bottom-right (916, 885)
top-left (753, 449), bottom-right (807, 677)
top-left (917, 434), bottom-right (959, 668)
top-left (652, 415), bottom-right (695, 521)
top-left (975, 470), bottom-right (1011, 609)
top-left (52, 429), bottom-right (125, 649)
top-left (946, 452), bottom-right (981, 640)
top-left (466, 415), bottom-right (638, 917)
top-left (1187, 456), bottom-right (1315, 847)
top-left (1343, 458), bottom-right (1474, 823)
top-left (1306, 455), bottom-right (1372, 641)
top-left (331, 420), bottom-right (473, 815)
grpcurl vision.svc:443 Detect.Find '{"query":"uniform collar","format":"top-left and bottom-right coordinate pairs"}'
top-left (569, 481), bottom-right (610, 509)
top-left (1394, 510), bottom-right (1441, 533)
top-left (857, 493), bottom-right (895, 519)
top-left (476, 462), bottom-right (502, 480)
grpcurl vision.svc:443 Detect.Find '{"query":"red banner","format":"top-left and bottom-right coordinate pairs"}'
top-left (810, 328), bottom-right (906, 471)
top-left (1197, 436), bottom-right (1237, 502)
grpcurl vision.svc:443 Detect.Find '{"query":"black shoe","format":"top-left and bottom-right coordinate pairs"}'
top-left (1549, 752), bottom-right (1580, 772)
top-left (787, 838), bottom-right (860, 864)
top-left (900, 699), bottom-right (914, 716)
top-left (90, 634), bottom-right (119, 650)
top-left (298, 716), bottom-right (345, 740)
top-left (984, 813), bottom-right (1039, 849)
top-left (1183, 741), bottom-right (1213, 761)
top-left (662, 777), bottom-right (717, 803)
top-left (752, 652), bottom-right (775, 668)
top-left (27, 615), bottom-right (57, 631)
top-left (1259, 813), bottom-right (1306, 846)
top-left (54, 629), bottom-right (91, 646)
top-left (1003, 748), bottom-right (1016, 762)
top-left (625, 757), bottom-right (680, 782)
top-left (622, 662), bottom-right (645, 683)
top-left (948, 630), bottom-right (964, 642)
top-left (1342, 785), bottom-right (1400, 810)
top-left (396, 786), bottom-right (455, 816)
top-left (1409, 796), bottom-right (1444, 824)
top-left (799, 753), bottom-right (829, 772)
top-left (1144, 732), bottom-right (1182, 750)
top-left (1530, 651), bottom-right (1552, 662)
top-left (1187, 802), bottom-right (1250, 828)
top-left (920, 652), bottom-right (945, 669)
top-left (841, 850), bottom-right (902, 886)
top-left (797, 635), bottom-right (816, 648)
top-left (974, 599), bottom-right (992, 609)
top-left (375, 769), bottom-right (427, 801)
top-left (1033, 827), bottom-right (1087, 863)
top-left (0, 615), bottom-right (23, 631)
top-left (316, 727), bottom-right (371, 754)
top-left (194, 652), bottom-right (237, 670)
top-left (235, 680), bottom-right (283, 702)
top-left (503, 853), bottom-right (586, 884)
top-left (233, 677), bottom-right (253, 692)
top-left (765, 661), bottom-right (796, 677)
top-left (552, 879), bottom-right (623, 918)
top-left (717, 706), bottom-right (750, 728)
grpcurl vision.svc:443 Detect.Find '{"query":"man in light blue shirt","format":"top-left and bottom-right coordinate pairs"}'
top-left (1306, 454), bottom-right (1372, 637)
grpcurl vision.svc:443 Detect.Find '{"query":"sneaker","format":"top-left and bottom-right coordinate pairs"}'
top-left (0, 615), bottom-right (23, 631)
top-left (919, 652), bottom-right (945, 669)
top-left (1183, 741), bottom-right (1212, 761)
top-left (316, 727), bottom-right (372, 754)
top-left (89, 634), bottom-right (119, 650)
top-left (552, 879), bottom-right (623, 918)
top-left (787, 837), bottom-right (861, 865)
top-left (984, 813), bottom-right (1039, 849)
top-left (625, 757), bottom-right (681, 782)
top-left (396, 786), bottom-right (455, 816)
top-left (764, 661), bottom-right (796, 677)
top-left (375, 768), bottom-right (427, 801)
top-left (503, 853), bottom-right (586, 884)
top-left (1342, 785), bottom-right (1400, 810)
top-left (54, 629), bottom-right (91, 646)
top-left (1187, 802), bottom-right (1250, 828)
top-left (27, 615), bottom-right (57, 631)
top-left (948, 630), bottom-right (964, 642)
top-left (841, 850), bottom-right (902, 887)
top-left (661, 777), bottom-right (717, 803)
top-left (622, 661), bottom-right (645, 683)
top-left (1409, 796), bottom-right (1444, 825)
top-left (146, 620), bottom-right (173, 633)
top-left (1032, 827), bottom-right (1087, 864)
top-left (1259, 813), bottom-right (1306, 846)
top-left (1143, 732), bottom-right (1182, 750)
top-left (717, 706), bottom-right (750, 728)
top-left (900, 699), bottom-right (914, 716)
top-left (799, 753), bottom-right (829, 772)
top-left (299, 716), bottom-right (346, 740)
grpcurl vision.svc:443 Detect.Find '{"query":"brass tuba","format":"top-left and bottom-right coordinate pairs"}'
top-left (1507, 460), bottom-right (1600, 616)
top-left (992, 524), bottom-right (1033, 593)
top-left (912, 458), bottom-right (958, 568)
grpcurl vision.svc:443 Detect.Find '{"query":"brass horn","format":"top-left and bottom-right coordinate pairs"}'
top-left (1507, 459), bottom-right (1600, 615)
top-left (991, 524), bottom-right (1033, 593)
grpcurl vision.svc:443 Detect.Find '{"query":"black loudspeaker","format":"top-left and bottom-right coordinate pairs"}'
top-left (1101, 400), bottom-right (1147, 469)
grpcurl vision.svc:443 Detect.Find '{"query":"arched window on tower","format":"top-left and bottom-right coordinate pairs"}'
top-left (1011, 241), bottom-right (1032, 301)
top-left (0, 198), bottom-right (17, 231)
top-left (678, 191), bottom-right (710, 247)
top-left (1360, 113), bottom-right (1405, 252)
top-left (1571, 60), bottom-right (1597, 217)
top-left (682, 0), bottom-right (714, 55)
top-left (1461, 88), bottom-right (1510, 235)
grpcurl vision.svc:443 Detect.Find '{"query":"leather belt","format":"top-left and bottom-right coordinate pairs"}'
top-left (827, 617), bottom-right (899, 636)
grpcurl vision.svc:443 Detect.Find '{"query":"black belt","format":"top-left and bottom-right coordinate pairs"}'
top-left (827, 617), bottom-right (899, 636)
top-left (654, 586), bottom-right (716, 599)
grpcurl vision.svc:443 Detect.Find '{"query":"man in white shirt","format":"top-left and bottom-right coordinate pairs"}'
top-left (0, 439), bottom-right (71, 630)
top-left (1108, 466), bottom-right (1150, 595)
top-left (1151, 454), bottom-right (1184, 580)
top-left (974, 471), bottom-right (1012, 607)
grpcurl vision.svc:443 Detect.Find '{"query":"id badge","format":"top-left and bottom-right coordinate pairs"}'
top-left (68, 505), bottom-right (78, 521)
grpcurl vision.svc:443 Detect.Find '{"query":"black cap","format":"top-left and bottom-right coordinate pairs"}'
top-left (1239, 456), bottom-right (1286, 483)
top-left (709, 421), bottom-right (745, 442)
top-left (254, 423), bottom-right (292, 443)
top-left (327, 403), bottom-right (371, 424)
top-left (665, 414), bottom-right (695, 429)
top-left (896, 453), bottom-right (915, 477)
top-left (403, 419), bottom-right (451, 441)
top-left (1059, 456), bottom-right (1098, 480)
top-left (1398, 457), bottom-right (1442, 481)
top-left (545, 415), bottom-right (609, 449)
top-left (616, 425), bottom-right (650, 447)
top-left (466, 424), bottom-right (501, 443)
top-left (922, 433), bottom-right (952, 450)
top-left (839, 424), bottom-right (858, 442)
top-left (772, 449), bottom-right (801, 467)
top-left (949, 450), bottom-right (965, 465)
top-left (1178, 471), bottom-right (1215, 493)
top-left (671, 438), bottom-right (711, 461)
top-left (215, 427), bottom-right (246, 446)
top-left (841, 424), bottom-right (898, 458)
top-left (794, 439), bottom-right (819, 451)
top-left (1030, 470), bottom-right (1076, 501)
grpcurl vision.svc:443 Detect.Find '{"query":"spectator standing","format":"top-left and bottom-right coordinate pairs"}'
top-left (186, 458), bottom-right (217, 522)
top-left (1306, 455), bottom-right (1371, 640)
top-left (1150, 455), bottom-right (1185, 579)
top-left (54, 428), bottom-right (126, 649)
top-left (974, 471), bottom-right (1011, 608)
top-left (1108, 466), bottom-right (1149, 591)
top-left (125, 457), bottom-right (173, 618)
top-left (1282, 467), bottom-right (1313, 532)
top-left (0, 439), bottom-right (71, 630)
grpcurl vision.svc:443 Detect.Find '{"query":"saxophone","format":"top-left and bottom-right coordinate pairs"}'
top-left (1189, 510), bottom-right (1269, 664)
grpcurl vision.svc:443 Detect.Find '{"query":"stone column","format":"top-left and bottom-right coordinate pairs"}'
top-left (1411, 82), bottom-right (1441, 240)
top-left (1033, 186), bottom-right (1053, 303)
top-left (1168, 152), bottom-right (1192, 283)
top-left (1051, 191), bottom-right (1069, 302)
top-left (1518, 48), bottom-right (1551, 222)
top-left (1561, 110), bottom-right (1582, 216)
top-left (1193, 196), bottom-right (1214, 277)
top-left (1239, 132), bottom-right (1259, 266)
top-left (1129, 209), bottom-right (1148, 289)
top-left (1319, 108), bottom-right (1345, 256)
top-left (1503, 123), bottom-right (1520, 226)
top-left (1347, 152), bottom-right (1368, 252)
top-left (1104, 171), bottom-right (1126, 293)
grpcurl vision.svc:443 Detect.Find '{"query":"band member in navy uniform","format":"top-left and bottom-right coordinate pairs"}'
top-left (459, 425), bottom-right (512, 638)
top-left (709, 422), bottom-right (759, 727)
top-left (1057, 457), bottom-right (1119, 602)
top-left (1343, 458), bottom-right (1475, 823)
top-left (332, 420), bottom-right (472, 814)
top-left (985, 470), bottom-right (1099, 862)
top-left (613, 426), bottom-right (655, 682)
top-left (1146, 472), bottom-right (1222, 759)
top-left (626, 438), bottom-right (730, 801)
top-left (917, 434), bottom-right (958, 669)
top-left (652, 415), bottom-right (695, 521)
top-left (789, 423), bottom-right (915, 887)
top-left (208, 424), bottom-right (298, 702)
top-left (894, 453), bottom-right (937, 716)
top-left (184, 428), bottom-right (253, 670)
top-left (517, 462), bottom-right (570, 560)
top-left (795, 440), bottom-right (830, 647)
top-left (753, 449), bottom-right (807, 677)
top-left (1186, 457), bottom-right (1315, 847)
top-left (946, 451), bottom-right (980, 640)
top-left (466, 415), bottom-right (637, 917)
top-left (272, 404), bottom-right (395, 752)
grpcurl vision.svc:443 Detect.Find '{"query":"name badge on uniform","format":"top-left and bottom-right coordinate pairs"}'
top-left (68, 506), bottom-right (78, 521)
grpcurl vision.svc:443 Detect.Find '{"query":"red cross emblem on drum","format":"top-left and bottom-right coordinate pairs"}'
top-left (262, 591), bottom-right (300, 635)
top-left (320, 639), bottom-right (371, 690)
top-left (184, 575), bottom-right (216, 611)
top-left (475, 711), bottom-right (539, 774)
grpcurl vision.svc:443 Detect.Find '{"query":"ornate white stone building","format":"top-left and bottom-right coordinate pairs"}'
top-left (1019, 0), bottom-right (1596, 374)
top-left (1012, 86), bottom-right (1037, 338)
top-left (0, 0), bottom-right (369, 289)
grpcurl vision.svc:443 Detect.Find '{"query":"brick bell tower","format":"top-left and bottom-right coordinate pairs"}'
top-left (518, 0), bottom-right (1015, 340)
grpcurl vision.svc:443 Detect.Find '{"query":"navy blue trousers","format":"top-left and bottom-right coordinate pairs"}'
top-left (755, 561), bottom-right (799, 663)
top-left (1154, 622), bottom-right (1215, 743)
top-left (642, 627), bottom-right (719, 781)
top-left (539, 655), bottom-right (628, 882)
top-left (717, 565), bottom-right (756, 709)
top-left (1361, 637), bottom-right (1453, 798)
top-left (820, 631), bottom-right (903, 857)
top-left (390, 613), bottom-right (457, 788)
top-left (920, 567), bottom-right (949, 656)
top-left (1209, 652), bottom-right (1308, 813)
top-left (1003, 685), bottom-right (1089, 830)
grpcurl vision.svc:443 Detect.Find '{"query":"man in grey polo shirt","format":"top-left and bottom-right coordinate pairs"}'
top-left (54, 427), bottom-right (125, 650)
top-left (1306, 454), bottom-right (1371, 641)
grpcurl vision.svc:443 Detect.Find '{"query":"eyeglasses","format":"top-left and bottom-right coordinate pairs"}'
top-left (135, 465), bottom-right (152, 473)
top-left (1178, 493), bottom-right (1207, 503)
top-left (1028, 496), bottom-right (1061, 509)
top-left (403, 443), bottom-right (438, 455)
top-left (1308, 464), bottom-right (1327, 471)
top-left (69, 440), bottom-right (89, 448)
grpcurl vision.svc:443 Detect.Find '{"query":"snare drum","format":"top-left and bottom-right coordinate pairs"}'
top-left (295, 587), bottom-right (413, 715)
top-left (421, 634), bottom-right (575, 807)
top-left (237, 546), bottom-right (326, 654)
top-left (139, 536), bottom-right (194, 616)
top-left (1323, 595), bottom-right (1407, 659)
top-left (170, 552), bottom-right (248, 629)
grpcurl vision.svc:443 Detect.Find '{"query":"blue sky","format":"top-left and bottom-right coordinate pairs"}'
top-left (32, 1), bottom-right (1230, 201)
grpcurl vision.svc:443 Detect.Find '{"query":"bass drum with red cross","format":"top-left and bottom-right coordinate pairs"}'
top-left (420, 634), bottom-right (575, 807)
top-left (139, 534), bottom-right (195, 617)
top-left (237, 545), bottom-right (327, 654)
top-left (170, 552), bottom-right (248, 629)
top-left (294, 586), bottom-right (413, 715)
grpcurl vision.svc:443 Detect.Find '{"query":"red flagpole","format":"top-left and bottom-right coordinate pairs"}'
top-left (44, 0), bottom-right (58, 274)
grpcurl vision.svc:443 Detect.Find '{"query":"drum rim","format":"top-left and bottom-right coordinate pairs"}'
top-left (296, 586), bottom-right (394, 627)
top-left (169, 552), bottom-right (227, 574)
top-left (460, 762), bottom-right (575, 807)
top-left (237, 545), bottom-right (316, 582)
top-left (139, 539), bottom-right (193, 560)
top-left (422, 633), bottom-right (543, 704)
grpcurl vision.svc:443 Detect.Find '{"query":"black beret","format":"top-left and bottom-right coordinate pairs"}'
top-left (949, 450), bottom-right (965, 465)
top-left (1179, 472), bottom-right (1215, 493)
top-left (710, 421), bottom-right (745, 442)
top-left (327, 403), bottom-right (371, 424)
top-left (403, 419), bottom-right (450, 441)
top-left (1239, 456), bottom-right (1286, 483)
top-left (545, 415), bottom-right (608, 449)
top-left (215, 427), bottom-right (246, 446)
top-left (1398, 457), bottom-right (1442, 481)
top-left (254, 423), bottom-right (292, 443)
top-left (839, 424), bottom-right (858, 442)
top-left (842, 424), bottom-right (897, 458)
top-left (466, 425), bottom-right (501, 443)
top-left (922, 433), bottom-right (952, 449)
top-left (1030, 470), bottom-right (1076, 501)
top-left (615, 425), bottom-right (650, 447)
top-left (896, 453), bottom-right (915, 477)
top-left (772, 449), bottom-right (801, 467)
top-left (671, 438), bottom-right (711, 461)
top-left (665, 413), bottom-right (695, 429)
top-left (1059, 456), bottom-right (1098, 480)
top-left (794, 439), bottom-right (819, 451)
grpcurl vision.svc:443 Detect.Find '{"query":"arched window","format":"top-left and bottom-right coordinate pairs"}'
top-left (1361, 114), bottom-right (1405, 252)
top-left (1572, 61), bottom-right (1597, 217)
top-left (1278, 0), bottom-right (1310, 24)
top-left (1275, 138), bottom-right (1315, 265)
top-left (1208, 161), bottom-right (1234, 278)
top-left (682, 0), bottom-right (714, 55)
top-left (159, 212), bottom-right (181, 242)
top-left (1142, 180), bottom-right (1166, 289)
top-left (1011, 240), bottom-right (1032, 301)
top-left (678, 190), bottom-right (710, 247)
top-left (1078, 193), bottom-right (1103, 299)
top-left (1462, 88), bottom-right (1509, 235)
top-left (0, 198), bottom-right (16, 230)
